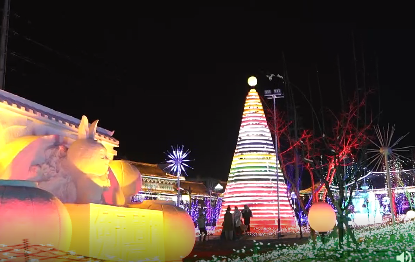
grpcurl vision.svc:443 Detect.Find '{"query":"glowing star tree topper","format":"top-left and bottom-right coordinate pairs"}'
top-left (164, 145), bottom-right (193, 206)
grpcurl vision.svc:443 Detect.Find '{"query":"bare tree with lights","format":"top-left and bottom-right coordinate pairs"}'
top-left (299, 93), bottom-right (372, 248)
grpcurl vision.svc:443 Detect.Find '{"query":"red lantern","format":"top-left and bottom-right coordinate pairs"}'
top-left (0, 180), bottom-right (72, 250)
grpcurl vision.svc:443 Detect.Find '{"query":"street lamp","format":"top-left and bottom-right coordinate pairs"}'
top-left (264, 82), bottom-right (284, 238)
top-left (308, 202), bottom-right (336, 244)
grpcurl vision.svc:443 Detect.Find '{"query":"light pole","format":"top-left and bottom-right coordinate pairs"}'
top-left (165, 145), bottom-right (192, 207)
top-left (263, 79), bottom-right (284, 238)
top-left (380, 146), bottom-right (395, 224)
top-left (0, 0), bottom-right (11, 90)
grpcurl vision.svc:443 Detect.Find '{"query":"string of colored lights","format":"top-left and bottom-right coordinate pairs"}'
top-left (217, 89), bottom-right (297, 231)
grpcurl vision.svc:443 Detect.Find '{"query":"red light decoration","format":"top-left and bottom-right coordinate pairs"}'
top-left (216, 89), bottom-right (297, 231)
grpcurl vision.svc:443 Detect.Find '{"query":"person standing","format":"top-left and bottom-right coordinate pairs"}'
top-left (223, 206), bottom-right (234, 240)
top-left (197, 212), bottom-right (207, 241)
top-left (242, 205), bottom-right (253, 232)
top-left (233, 206), bottom-right (242, 237)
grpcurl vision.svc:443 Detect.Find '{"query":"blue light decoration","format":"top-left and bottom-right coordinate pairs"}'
top-left (396, 193), bottom-right (408, 215)
top-left (204, 197), bottom-right (212, 226)
top-left (326, 195), bottom-right (338, 213)
top-left (164, 145), bottom-right (193, 206)
top-left (190, 198), bottom-right (199, 224)
top-left (183, 200), bottom-right (190, 214)
top-left (213, 197), bottom-right (222, 226)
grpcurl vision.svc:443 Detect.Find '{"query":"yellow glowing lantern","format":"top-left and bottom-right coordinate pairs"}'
top-left (308, 202), bottom-right (336, 233)
top-left (109, 160), bottom-right (142, 204)
top-left (0, 180), bottom-right (72, 250)
top-left (130, 200), bottom-right (195, 261)
top-left (247, 76), bottom-right (257, 87)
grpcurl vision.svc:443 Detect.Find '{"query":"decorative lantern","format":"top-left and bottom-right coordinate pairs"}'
top-left (308, 202), bottom-right (336, 233)
top-left (0, 180), bottom-right (72, 251)
top-left (406, 210), bottom-right (415, 220)
top-left (109, 160), bottom-right (142, 204)
top-left (130, 200), bottom-right (195, 261)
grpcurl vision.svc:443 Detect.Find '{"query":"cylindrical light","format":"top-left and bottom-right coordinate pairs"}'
top-left (308, 202), bottom-right (336, 233)
top-left (247, 76), bottom-right (257, 87)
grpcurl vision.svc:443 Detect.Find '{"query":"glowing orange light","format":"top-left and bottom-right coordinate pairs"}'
top-left (308, 202), bottom-right (336, 233)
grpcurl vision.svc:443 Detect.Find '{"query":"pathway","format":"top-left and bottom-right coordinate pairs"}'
top-left (184, 233), bottom-right (310, 261)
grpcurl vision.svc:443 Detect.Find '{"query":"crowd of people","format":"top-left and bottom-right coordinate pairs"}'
top-left (222, 205), bottom-right (253, 240)
top-left (197, 205), bottom-right (253, 241)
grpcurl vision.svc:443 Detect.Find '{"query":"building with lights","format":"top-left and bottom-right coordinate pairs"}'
top-left (217, 88), bottom-right (297, 231)
top-left (127, 161), bottom-right (225, 202)
top-left (127, 161), bottom-right (226, 226)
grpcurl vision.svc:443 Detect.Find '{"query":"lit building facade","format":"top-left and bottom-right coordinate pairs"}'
top-left (128, 161), bottom-right (225, 226)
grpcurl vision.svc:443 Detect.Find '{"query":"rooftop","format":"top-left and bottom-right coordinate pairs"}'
top-left (0, 89), bottom-right (118, 143)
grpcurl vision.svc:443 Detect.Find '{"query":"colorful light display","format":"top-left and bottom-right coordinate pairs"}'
top-left (217, 89), bottom-right (296, 231)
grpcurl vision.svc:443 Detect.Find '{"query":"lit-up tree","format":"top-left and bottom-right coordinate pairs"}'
top-left (217, 88), bottom-right (297, 232)
top-left (299, 94), bottom-right (371, 248)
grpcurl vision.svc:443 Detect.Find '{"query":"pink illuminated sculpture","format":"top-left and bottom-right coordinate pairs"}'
top-left (0, 180), bottom-right (72, 250)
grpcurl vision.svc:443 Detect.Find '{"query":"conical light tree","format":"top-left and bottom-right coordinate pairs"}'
top-left (217, 88), bottom-right (297, 232)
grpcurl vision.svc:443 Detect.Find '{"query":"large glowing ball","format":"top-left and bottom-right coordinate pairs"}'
top-left (67, 138), bottom-right (109, 180)
top-left (0, 180), bottom-right (72, 250)
top-left (130, 200), bottom-right (195, 261)
top-left (247, 76), bottom-right (257, 87)
top-left (406, 210), bottom-right (415, 220)
top-left (109, 160), bottom-right (142, 204)
top-left (102, 168), bottom-right (125, 206)
top-left (308, 202), bottom-right (336, 233)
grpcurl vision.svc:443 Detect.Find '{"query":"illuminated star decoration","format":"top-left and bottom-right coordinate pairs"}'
top-left (366, 125), bottom-right (413, 171)
top-left (165, 145), bottom-right (193, 177)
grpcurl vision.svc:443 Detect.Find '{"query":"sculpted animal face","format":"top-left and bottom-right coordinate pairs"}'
top-left (67, 139), bottom-right (109, 177)
top-left (66, 116), bottom-right (110, 188)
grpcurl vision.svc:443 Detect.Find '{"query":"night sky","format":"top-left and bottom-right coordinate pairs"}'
top-left (3, 2), bottom-right (414, 183)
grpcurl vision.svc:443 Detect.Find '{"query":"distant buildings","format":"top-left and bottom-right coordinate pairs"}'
top-left (127, 161), bottom-right (226, 203)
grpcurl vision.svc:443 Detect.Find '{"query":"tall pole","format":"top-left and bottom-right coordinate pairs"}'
top-left (177, 169), bottom-right (181, 206)
top-left (272, 95), bottom-right (282, 238)
top-left (264, 77), bottom-right (284, 238)
top-left (384, 152), bottom-right (395, 224)
top-left (0, 0), bottom-right (10, 90)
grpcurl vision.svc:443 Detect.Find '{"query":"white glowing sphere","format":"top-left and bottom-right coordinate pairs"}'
top-left (247, 76), bottom-right (257, 87)
top-left (406, 210), bottom-right (415, 220)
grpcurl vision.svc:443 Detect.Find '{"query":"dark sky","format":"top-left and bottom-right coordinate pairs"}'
top-left (3, 2), bottom-right (415, 181)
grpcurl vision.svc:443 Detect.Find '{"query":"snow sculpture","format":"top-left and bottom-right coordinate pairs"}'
top-left (66, 116), bottom-right (111, 204)
top-left (0, 114), bottom-right (128, 205)
top-left (32, 144), bottom-right (77, 203)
